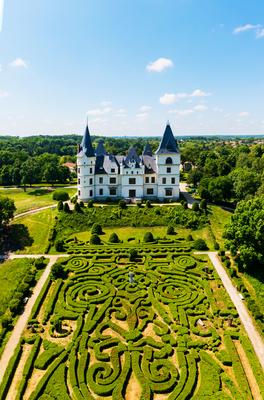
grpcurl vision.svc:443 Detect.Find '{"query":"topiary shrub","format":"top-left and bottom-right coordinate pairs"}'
top-left (109, 233), bottom-right (119, 243)
top-left (129, 249), bottom-right (138, 261)
top-left (144, 231), bottom-right (154, 243)
top-left (34, 257), bottom-right (46, 270)
top-left (57, 200), bottom-right (63, 211)
top-left (79, 201), bottom-right (85, 208)
top-left (187, 234), bottom-right (193, 241)
top-left (167, 226), bottom-right (175, 235)
top-left (214, 242), bottom-right (220, 250)
top-left (74, 202), bottom-right (82, 213)
top-left (63, 203), bottom-right (70, 213)
top-left (119, 200), bottom-right (127, 209)
top-left (91, 223), bottom-right (103, 235)
top-left (90, 234), bottom-right (101, 245)
top-left (55, 240), bottom-right (64, 252)
top-left (192, 202), bottom-right (199, 212)
top-left (51, 263), bottom-right (66, 280)
top-left (52, 191), bottom-right (69, 202)
top-left (145, 200), bottom-right (152, 208)
top-left (193, 238), bottom-right (208, 250)
top-left (87, 200), bottom-right (94, 208)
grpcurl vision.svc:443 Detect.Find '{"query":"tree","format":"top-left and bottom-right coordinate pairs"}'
top-left (55, 240), bottom-right (64, 252)
top-left (0, 196), bottom-right (16, 228)
top-left (144, 231), bottom-right (154, 243)
top-left (63, 203), bottom-right (70, 213)
top-left (74, 202), bottom-right (82, 213)
top-left (43, 164), bottom-right (59, 185)
top-left (208, 176), bottom-right (233, 202)
top-left (167, 226), bottom-right (175, 235)
top-left (192, 202), bottom-right (199, 212)
top-left (57, 200), bottom-right (63, 211)
top-left (230, 168), bottom-right (260, 201)
top-left (87, 200), bottom-right (94, 208)
top-left (90, 234), bottom-right (101, 245)
top-left (119, 199), bottom-right (127, 209)
top-left (129, 248), bottom-right (138, 261)
top-left (193, 239), bottom-right (208, 250)
top-left (224, 195), bottom-right (264, 270)
top-left (51, 262), bottom-right (65, 279)
top-left (200, 199), bottom-right (207, 210)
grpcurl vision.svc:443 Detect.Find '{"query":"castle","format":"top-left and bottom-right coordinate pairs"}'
top-left (77, 122), bottom-right (180, 202)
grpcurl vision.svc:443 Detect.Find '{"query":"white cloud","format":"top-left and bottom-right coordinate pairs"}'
top-left (9, 57), bottom-right (28, 68)
top-left (238, 111), bottom-right (250, 117)
top-left (160, 89), bottom-right (211, 105)
top-left (191, 89), bottom-right (211, 97)
top-left (233, 24), bottom-right (261, 34)
top-left (169, 109), bottom-right (194, 116)
top-left (146, 57), bottom-right (174, 72)
top-left (136, 112), bottom-right (148, 118)
top-left (0, 89), bottom-right (9, 98)
top-left (87, 107), bottom-right (112, 116)
top-left (101, 100), bottom-right (112, 106)
top-left (193, 104), bottom-right (208, 111)
top-left (160, 93), bottom-right (177, 105)
top-left (116, 108), bottom-right (126, 113)
top-left (140, 105), bottom-right (152, 112)
top-left (256, 28), bottom-right (264, 38)
top-left (212, 106), bottom-right (223, 112)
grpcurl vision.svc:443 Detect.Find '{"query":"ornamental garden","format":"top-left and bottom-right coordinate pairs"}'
top-left (1, 234), bottom-right (263, 400)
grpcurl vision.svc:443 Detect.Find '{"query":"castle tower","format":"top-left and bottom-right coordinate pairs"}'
top-left (155, 122), bottom-right (180, 200)
top-left (77, 123), bottom-right (96, 201)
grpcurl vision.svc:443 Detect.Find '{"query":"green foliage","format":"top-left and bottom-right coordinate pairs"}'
top-left (109, 232), bottom-right (119, 243)
top-left (145, 200), bottom-right (152, 208)
top-left (74, 202), bottom-right (82, 213)
top-left (0, 196), bottom-right (16, 228)
top-left (192, 202), bottom-right (199, 212)
top-left (90, 234), bottom-right (101, 245)
top-left (129, 248), bottom-right (138, 261)
top-left (55, 239), bottom-right (64, 252)
top-left (91, 223), bottom-right (103, 235)
top-left (144, 231), bottom-right (154, 242)
top-left (200, 199), bottom-right (207, 210)
top-left (167, 225), bottom-right (175, 235)
top-left (193, 238), bottom-right (208, 250)
top-left (51, 263), bottom-right (66, 280)
top-left (57, 200), bottom-right (63, 211)
top-left (63, 202), bottom-right (70, 213)
top-left (87, 199), bottom-right (94, 208)
top-left (224, 195), bottom-right (264, 270)
top-left (52, 190), bottom-right (70, 202)
top-left (118, 199), bottom-right (127, 209)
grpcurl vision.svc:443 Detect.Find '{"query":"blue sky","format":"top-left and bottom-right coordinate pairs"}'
top-left (0, 0), bottom-right (264, 136)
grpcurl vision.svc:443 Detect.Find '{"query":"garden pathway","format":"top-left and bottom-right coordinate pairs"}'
top-left (0, 254), bottom-right (69, 385)
top-left (198, 251), bottom-right (264, 370)
top-left (179, 182), bottom-right (199, 208)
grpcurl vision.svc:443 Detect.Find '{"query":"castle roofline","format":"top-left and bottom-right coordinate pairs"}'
top-left (155, 123), bottom-right (179, 155)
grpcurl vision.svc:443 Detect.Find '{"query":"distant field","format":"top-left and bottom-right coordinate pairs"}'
top-left (14, 208), bottom-right (55, 254)
top-left (0, 187), bottom-right (76, 215)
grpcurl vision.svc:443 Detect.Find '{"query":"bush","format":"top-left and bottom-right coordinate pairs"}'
top-left (193, 239), bottom-right (208, 250)
top-left (57, 200), bottom-right (63, 211)
top-left (55, 240), bottom-right (64, 252)
top-left (63, 203), bottom-right (70, 213)
top-left (200, 199), bottom-right (207, 210)
top-left (109, 233), bottom-right (119, 243)
top-left (145, 200), bottom-right (152, 208)
top-left (90, 234), bottom-right (101, 245)
top-left (34, 256), bottom-right (46, 270)
top-left (129, 249), bottom-right (138, 261)
top-left (214, 242), bottom-right (220, 250)
top-left (192, 202), bottom-right (199, 212)
top-left (51, 263), bottom-right (65, 280)
top-left (87, 200), bottom-right (93, 208)
top-left (167, 226), bottom-right (175, 235)
top-left (187, 234), bottom-right (193, 241)
top-left (91, 223), bottom-right (103, 235)
top-left (52, 191), bottom-right (69, 202)
top-left (119, 200), bottom-right (127, 209)
top-left (74, 202), bottom-right (82, 213)
top-left (144, 231), bottom-right (154, 243)
top-left (79, 201), bottom-right (85, 208)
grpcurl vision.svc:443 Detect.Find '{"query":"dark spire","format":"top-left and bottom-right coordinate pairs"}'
top-left (95, 139), bottom-right (107, 156)
top-left (80, 123), bottom-right (94, 157)
top-left (155, 122), bottom-right (179, 154)
top-left (142, 142), bottom-right (153, 156)
top-left (125, 146), bottom-right (141, 165)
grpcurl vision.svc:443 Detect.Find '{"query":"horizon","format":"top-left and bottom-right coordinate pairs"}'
top-left (1, 1), bottom-right (264, 137)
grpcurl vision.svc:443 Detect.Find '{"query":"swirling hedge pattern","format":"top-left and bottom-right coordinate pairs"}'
top-left (8, 250), bottom-right (260, 400)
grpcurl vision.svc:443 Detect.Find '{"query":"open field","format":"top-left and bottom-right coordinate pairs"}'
top-left (1, 241), bottom-right (263, 400)
top-left (0, 187), bottom-right (76, 215)
top-left (13, 209), bottom-right (56, 254)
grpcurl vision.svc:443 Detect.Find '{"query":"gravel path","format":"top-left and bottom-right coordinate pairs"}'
top-left (202, 251), bottom-right (264, 370)
top-left (179, 182), bottom-right (199, 208)
top-left (0, 254), bottom-right (69, 385)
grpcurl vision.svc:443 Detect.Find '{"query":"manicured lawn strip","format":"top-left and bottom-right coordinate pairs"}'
top-left (0, 341), bottom-right (23, 400)
top-left (207, 205), bottom-right (232, 247)
top-left (14, 208), bottom-right (56, 254)
top-left (1, 187), bottom-right (76, 215)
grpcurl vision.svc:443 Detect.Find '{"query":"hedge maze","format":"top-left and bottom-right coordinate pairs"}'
top-left (1, 243), bottom-right (264, 400)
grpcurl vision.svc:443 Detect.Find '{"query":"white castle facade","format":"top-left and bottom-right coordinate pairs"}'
top-left (77, 123), bottom-right (180, 202)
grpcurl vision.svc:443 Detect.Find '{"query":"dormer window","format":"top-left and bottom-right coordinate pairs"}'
top-left (111, 168), bottom-right (115, 173)
top-left (166, 157), bottom-right (173, 165)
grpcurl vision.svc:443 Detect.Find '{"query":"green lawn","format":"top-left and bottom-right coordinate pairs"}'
top-left (0, 187), bottom-right (76, 215)
top-left (14, 208), bottom-right (56, 254)
top-left (0, 258), bottom-right (33, 319)
top-left (207, 205), bottom-right (232, 247)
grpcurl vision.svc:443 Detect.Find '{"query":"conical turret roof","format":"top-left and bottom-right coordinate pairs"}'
top-left (80, 124), bottom-right (94, 157)
top-left (155, 123), bottom-right (179, 154)
top-left (95, 139), bottom-right (107, 156)
top-left (143, 142), bottom-right (153, 156)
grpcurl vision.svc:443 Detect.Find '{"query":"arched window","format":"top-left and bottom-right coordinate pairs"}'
top-left (166, 157), bottom-right (173, 164)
